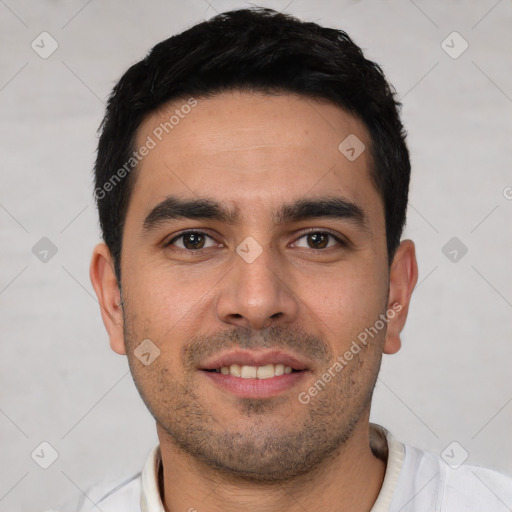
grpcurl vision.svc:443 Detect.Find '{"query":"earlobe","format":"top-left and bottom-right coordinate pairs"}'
top-left (89, 243), bottom-right (126, 355)
top-left (382, 239), bottom-right (418, 355)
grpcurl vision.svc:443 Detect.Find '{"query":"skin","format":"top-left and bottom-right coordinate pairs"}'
top-left (90, 91), bottom-right (418, 512)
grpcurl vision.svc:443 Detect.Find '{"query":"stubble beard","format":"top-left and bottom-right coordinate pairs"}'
top-left (122, 311), bottom-right (384, 483)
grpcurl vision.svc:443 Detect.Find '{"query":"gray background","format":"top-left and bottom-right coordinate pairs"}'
top-left (1, 0), bottom-right (511, 510)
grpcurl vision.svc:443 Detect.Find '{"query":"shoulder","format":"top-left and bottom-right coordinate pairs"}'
top-left (397, 442), bottom-right (512, 511)
top-left (441, 459), bottom-right (512, 511)
top-left (49, 444), bottom-right (161, 512)
top-left (59, 472), bottom-right (142, 512)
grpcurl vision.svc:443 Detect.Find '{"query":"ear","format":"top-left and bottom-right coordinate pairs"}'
top-left (89, 243), bottom-right (126, 355)
top-left (382, 239), bottom-right (418, 355)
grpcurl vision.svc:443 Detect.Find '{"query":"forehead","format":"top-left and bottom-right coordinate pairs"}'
top-left (129, 91), bottom-right (382, 227)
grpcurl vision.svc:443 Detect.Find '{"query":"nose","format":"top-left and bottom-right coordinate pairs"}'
top-left (215, 244), bottom-right (300, 330)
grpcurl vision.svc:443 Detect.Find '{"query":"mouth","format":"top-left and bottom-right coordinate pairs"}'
top-left (198, 350), bottom-right (310, 398)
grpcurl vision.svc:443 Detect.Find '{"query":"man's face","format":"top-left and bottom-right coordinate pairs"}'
top-left (118, 91), bottom-right (392, 480)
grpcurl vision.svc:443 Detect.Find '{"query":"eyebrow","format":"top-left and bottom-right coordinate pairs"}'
top-left (141, 195), bottom-right (369, 234)
top-left (274, 197), bottom-right (369, 231)
top-left (142, 196), bottom-right (239, 233)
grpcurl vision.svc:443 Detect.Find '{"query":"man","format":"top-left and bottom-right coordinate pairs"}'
top-left (79, 6), bottom-right (512, 512)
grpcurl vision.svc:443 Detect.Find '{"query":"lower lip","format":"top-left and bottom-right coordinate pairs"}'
top-left (200, 370), bottom-right (308, 398)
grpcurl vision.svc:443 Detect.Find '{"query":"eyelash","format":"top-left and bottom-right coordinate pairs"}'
top-left (165, 229), bottom-right (346, 251)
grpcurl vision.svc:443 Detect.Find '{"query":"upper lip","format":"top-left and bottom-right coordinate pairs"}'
top-left (199, 349), bottom-right (310, 371)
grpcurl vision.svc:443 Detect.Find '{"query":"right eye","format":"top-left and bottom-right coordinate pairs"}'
top-left (166, 231), bottom-right (219, 251)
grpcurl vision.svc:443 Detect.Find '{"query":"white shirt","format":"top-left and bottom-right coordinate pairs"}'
top-left (59, 424), bottom-right (512, 511)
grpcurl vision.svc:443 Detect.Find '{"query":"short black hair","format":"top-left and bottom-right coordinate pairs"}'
top-left (94, 7), bottom-right (410, 283)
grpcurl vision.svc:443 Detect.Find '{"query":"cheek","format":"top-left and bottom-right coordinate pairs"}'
top-left (122, 259), bottom-right (221, 342)
top-left (304, 260), bottom-right (388, 341)
top-left (127, 256), bottom-right (195, 306)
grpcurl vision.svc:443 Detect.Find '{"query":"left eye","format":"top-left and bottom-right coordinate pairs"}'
top-left (167, 231), bottom-right (218, 250)
top-left (294, 232), bottom-right (342, 250)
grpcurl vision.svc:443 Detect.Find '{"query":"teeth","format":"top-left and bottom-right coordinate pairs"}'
top-left (256, 364), bottom-right (274, 379)
top-left (241, 365), bottom-right (257, 378)
top-left (217, 363), bottom-right (295, 379)
top-left (275, 364), bottom-right (285, 376)
top-left (229, 364), bottom-right (241, 377)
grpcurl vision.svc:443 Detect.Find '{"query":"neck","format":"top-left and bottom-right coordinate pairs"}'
top-left (157, 416), bottom-right (387, 512)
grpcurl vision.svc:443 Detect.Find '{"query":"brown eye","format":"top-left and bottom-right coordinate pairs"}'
top-left (167, 231), bottom-right (217, 250)
top-left (182, 232), bottom-right (205, 249)
top-left (294, 231), bottom-right (341, 250)
top-left (307, 233), bottom-right (329, 249)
